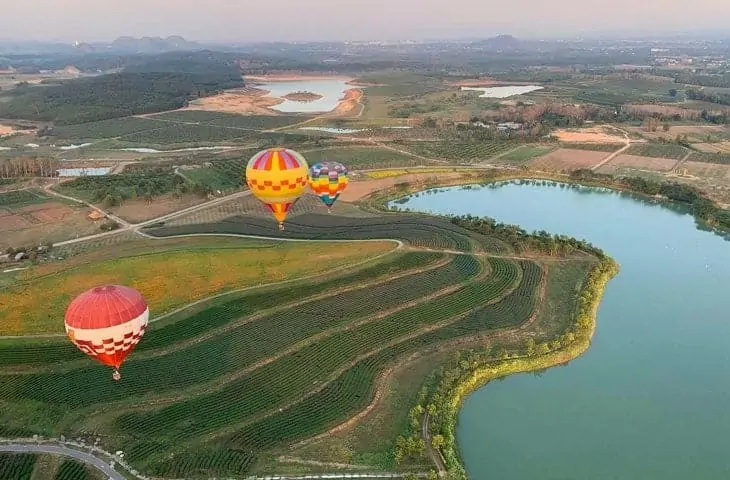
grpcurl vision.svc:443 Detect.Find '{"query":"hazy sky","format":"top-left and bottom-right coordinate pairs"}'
top-left (3, 0), bottom-right (729, 43)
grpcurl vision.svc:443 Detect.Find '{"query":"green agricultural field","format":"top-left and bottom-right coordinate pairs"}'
top-left (687, 150), bottom-right (730, 164)
top-left (147, 111), bottom-right (308, 130)
top-left (558, 142), bottom-right (624, 152)
top-left (496, 144), bottom-right (557, 163)
top-left (0, 209), bottom-right (599, 478)
top-left (53, 170), bottom-right (180, 203)
top-left (119, 123), bottom-right (260, 146)
top-left (50, 117), bottom-right (165, 141)
top-left (625, 143), bottom-right (689, 160)
top-left (400, 140), bottom-right (522, 163)
top-left (0, 188), bottom-right (52, 208)
top-left (0, 453), bottom-right (107, 480)
top-left (301, 146), bottom-right (431, 169)
top-left (181, 163), bottom-right (244, 191)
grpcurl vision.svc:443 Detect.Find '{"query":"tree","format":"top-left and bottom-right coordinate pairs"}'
top-left (669, 88), bottom-right (677, 97)
top-left (431, 434), bottom-right (445, 449)
top-left (662, 123), bottom-right (670, 132)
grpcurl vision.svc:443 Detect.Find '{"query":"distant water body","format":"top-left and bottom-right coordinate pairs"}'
top-left (254, 79), bottom-right (356, 113)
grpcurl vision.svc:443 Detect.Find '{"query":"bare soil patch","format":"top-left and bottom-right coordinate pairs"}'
top-left (0, 210), bottom-right (31, 230)
top-left (552, 126), bottom-right (627, 144)
top-left (681, 161), bottom-right (730, 180)
top-left (628, 124), bottom-right (729, 142)
top-left (111, 194), bottom-right (207, 223)
top-left (330, 89), bottom-right (363, 117)
top-left (690, 142), bottom-right (730, 154)
top-left (339, 172), bottom-right (467, 202)
top-left (597, 154), bottom-right (677, 174)
top-left (24, 203), bottom-right (71, 222)
top-left (185, 88), bottom-right (283, 116)
top-left (0, 124), bottom-right (16, 136)
top-left (528, 148), bottom-right (609, 171)
top-left (0, 202), bottom-right (98, 249)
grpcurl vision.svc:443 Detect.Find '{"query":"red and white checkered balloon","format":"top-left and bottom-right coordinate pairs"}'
top-left (64, 285), bottom-right (149, 381)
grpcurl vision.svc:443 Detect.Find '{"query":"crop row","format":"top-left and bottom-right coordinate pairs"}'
top-left (0, 255), bottom-right (475, 407)
top-left (120, 124), bottom-right (261, 145)
top-left (112, 257), bottom-right (522, 468)
top-left (301, 147), bottom-right (426, 169)
top-left (401, 140), bottom-right (520, 162)
top-left (0, 188), bottom-right (50, 208)
top-left (51, 117), bottom-right (167, 140)
top-left (148, 111), bottom-right (306, 130)
top-left (144, 213), bottom-right (513, 254)
top-left (0, 454), bottom-right (35, 480)
top-left (138, 258), bottom-right (533, 476)
top-left (0, 252), bottom-right (442, 369)
top-left (625, 143), bottom-right (688, 160)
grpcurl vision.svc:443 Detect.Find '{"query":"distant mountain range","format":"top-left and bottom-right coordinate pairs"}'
top-left (0, 36), bottom-right (208, 55)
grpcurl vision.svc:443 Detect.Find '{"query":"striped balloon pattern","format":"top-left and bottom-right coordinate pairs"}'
top-left (64, 285), bottom-right (149, 380)
top-left (308, 162), bottom-right (349, 211)
top-left (245, 148), bottom-right (309, 229)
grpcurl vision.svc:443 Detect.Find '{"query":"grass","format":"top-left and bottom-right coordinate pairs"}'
top-left (0, 236), bottom-right (396, 335)
top-left (625, 143), bottom-right (688, 160)
top-left (0, 189), bottom-right (52, 208)
top-left (497, 145), bottom-right (557, 163)
top-left (0, 212), bottom-right (596, 478)
top-left (301, 146), bottom-right (429, 169)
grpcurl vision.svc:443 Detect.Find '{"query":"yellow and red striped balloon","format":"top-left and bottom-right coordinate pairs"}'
top-left (245, 148), bottom-right (309, 229)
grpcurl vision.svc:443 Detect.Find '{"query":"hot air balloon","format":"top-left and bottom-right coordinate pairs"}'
top-left (245, 147), bottom-right (309, 230)
top-left (64, 285), bottom-right (149, 381)
top-left (308, 162), bottom-right (348, 213)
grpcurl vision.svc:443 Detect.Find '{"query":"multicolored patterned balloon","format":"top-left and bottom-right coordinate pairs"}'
top-left (308, 162), bottom-right (348, 212)
top-left (245, 148), bottom-right (309, 229)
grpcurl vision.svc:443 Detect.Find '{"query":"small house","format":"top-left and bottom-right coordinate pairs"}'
top-left (88, 210), bottom-right (106, 221)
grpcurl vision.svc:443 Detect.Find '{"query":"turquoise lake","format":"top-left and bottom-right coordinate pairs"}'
top-left (393, 180), bottom-right (730, 479)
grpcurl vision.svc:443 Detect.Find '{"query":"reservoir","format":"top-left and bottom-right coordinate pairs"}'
top-left (394, 180), bottom-right (730, 479)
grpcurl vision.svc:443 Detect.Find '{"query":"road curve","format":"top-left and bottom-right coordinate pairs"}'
top-left (0, 443), bottom-right (124, 480)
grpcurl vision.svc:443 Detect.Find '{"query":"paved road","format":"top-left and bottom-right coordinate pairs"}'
top-left (0, 443), bottom-right (124, 480)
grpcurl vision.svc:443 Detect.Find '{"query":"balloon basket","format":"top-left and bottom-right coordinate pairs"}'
top-left (327, 207), bottom-right (332, 214)
top-left (278, 223), bottom-right (285, 231)
top-left (112, 369), bottom-right (121, 381)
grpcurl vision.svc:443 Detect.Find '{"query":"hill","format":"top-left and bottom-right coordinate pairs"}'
top-left (0, 52), bottom-right (243, 125)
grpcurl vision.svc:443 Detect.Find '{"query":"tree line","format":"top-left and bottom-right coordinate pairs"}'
top-left (569, 169), bottom-right (730, 230)
top-left (0, 156), bottom-right (60, 178)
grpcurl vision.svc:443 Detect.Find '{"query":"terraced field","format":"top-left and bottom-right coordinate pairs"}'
top-left (0, 453), bottom-right (105, 480)
top-left (0, 212), bottom-right (595, 478)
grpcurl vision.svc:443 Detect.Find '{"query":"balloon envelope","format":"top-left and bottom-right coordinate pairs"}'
top-left (64, 285), bottom-right (149, 380)
top-left (308, 162), bottom-right (348, 209)
top-left (245, 148), bottom-right (309, 227)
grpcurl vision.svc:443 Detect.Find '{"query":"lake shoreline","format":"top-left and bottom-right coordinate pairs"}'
top-left (432, 257), bottom-right (618, 479)
top-left (360, 168), bottom-right (728, 477)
